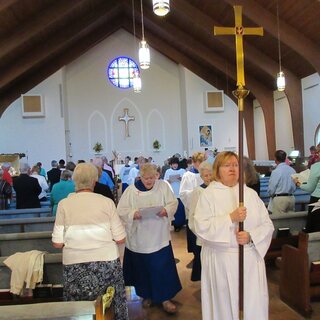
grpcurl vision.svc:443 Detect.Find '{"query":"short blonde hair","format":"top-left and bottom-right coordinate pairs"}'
top-left (191, 152), bottom-right (206, 164)
top-left (212, 151), bottom-right (239, 182)
top-left (199, 161), bottom-right (213, 175)
top-left (140, 163), bottom-right (157, 177)
top-left (73, 163), bottom-right (98, 191)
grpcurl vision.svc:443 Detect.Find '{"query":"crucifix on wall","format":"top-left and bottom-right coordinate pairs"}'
top-left (118, 108), bottom-right (135, 137)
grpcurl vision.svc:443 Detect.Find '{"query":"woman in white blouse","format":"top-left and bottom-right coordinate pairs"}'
top-left (52, 163), bottom-right (128, 320)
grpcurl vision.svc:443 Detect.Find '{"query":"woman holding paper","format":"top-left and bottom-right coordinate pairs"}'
top-left (294, 147), bottom-right (320, 232)
top-left (117, 163), bottom-right (181, 314)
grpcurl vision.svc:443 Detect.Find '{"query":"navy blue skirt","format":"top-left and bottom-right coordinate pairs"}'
top-left (123, 243), bottom-right (182, 303)
top-left (173, 198), bottom-right (186, 227)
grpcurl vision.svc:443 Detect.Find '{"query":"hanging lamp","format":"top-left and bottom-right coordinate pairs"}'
top-left (276, 0), bottom-right (285, 91)
top-left (153, 0), bottom-right (170, 16)
top-left (139, 0), bottom-right (150, 69)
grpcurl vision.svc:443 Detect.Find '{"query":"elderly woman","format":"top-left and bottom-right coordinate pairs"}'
top-left (117, 163), bottom-right (181, 314)
top-left (52, 163), bottom-right (128, 320)
top-left (295, 145), bottom-right (320, 232)
top-left (188, 161), bottom-right (213, 281)
top-left (50, 170), bottom-right (75, 216)
top-left (194, 152), bottom-right (274, 320)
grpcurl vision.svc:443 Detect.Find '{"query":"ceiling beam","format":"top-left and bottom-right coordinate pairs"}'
top-left (224, 0), bottom-right (320, 73)
top-left (0, 2), bottom-right (122, 93)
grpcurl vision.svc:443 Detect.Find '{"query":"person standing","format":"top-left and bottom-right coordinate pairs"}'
top-left (13, 163), bottom-right (41, 209)
top-left (294, 145), bottom-right (320, 232)
top-left (119, 156), bottom-right (131, 193)
top-left (179, 152), bottom-right (205, 255)
top-left (47, 160), bottom-right (62, 191)
top-left (0, 169), bottom-right (12, 209)
top-left (194, 151), bottom-right (274, 320)
top-left (267, 150), bottom-right (296, 214)
top-left (52, 163), bottom-right (128, 319)
top-left (117, 163), bottom-right (181, 314)
top-left (164, 157), bottom-right (186, 231)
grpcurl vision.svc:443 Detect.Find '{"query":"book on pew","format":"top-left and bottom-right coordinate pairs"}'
top-left (311, 261), bottom-right (320, 272)
top-left (277, 227), bottom-right (291, 238)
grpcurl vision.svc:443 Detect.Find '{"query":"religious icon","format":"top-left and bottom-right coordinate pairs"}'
top-left (199, 125), bottom-right (212, 147)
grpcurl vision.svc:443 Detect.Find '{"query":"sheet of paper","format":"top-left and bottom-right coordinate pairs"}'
top-left (291, 169), bottom-right (310, 184)
top-left (139, 206), bottom-right (163, 218)
top-left (308, 199), bottom-right (320, 212)
top-left (169, 174), bottom-right (180, 182)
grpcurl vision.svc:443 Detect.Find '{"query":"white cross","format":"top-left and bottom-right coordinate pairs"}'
top-left (118, 108), bottom-right (135, 137)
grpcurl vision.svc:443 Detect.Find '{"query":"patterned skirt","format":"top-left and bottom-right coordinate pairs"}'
top-left (63, 259), bottom-right (128, 320)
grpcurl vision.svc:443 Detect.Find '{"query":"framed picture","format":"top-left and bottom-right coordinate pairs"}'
top-left (199, 125), bottom-right (213, 147)
top-left (204, 91), bottom-right (224, 112)
top-left (21, 94), bottom-right (45, 118)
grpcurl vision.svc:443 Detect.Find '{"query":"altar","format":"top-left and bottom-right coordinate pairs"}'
top-left (0, 153), bottom-right (25, 175)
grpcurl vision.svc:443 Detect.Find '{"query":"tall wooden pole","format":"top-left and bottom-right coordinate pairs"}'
top-left (214, 6), bottom-right (263, 319)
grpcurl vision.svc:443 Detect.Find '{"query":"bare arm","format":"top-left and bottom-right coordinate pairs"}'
top-left (52, 241), bottom-right (64, 249)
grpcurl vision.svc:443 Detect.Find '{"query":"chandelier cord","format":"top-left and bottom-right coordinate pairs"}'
top-left (140, 0), bottom-right (145, 41)
top-left (276, 0), bottom-right (282, 72)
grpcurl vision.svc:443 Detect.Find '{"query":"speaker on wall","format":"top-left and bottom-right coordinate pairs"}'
top-left (21, 94), bottom-right (45, 118)
top-left (204, 91), bottom-right (224, 112)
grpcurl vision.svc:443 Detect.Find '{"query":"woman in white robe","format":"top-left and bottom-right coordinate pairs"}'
top-left (194, 151), bottom-right (274, 320)
top-left (117, 163), bottom-right (181, 314)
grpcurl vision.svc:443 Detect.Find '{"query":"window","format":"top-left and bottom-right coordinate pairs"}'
top-left (107, 56), bottom-right (139, 89)
top-left (315, 123), bottom-right (320, 145)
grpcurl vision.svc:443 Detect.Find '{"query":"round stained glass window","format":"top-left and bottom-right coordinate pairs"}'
top-left (107, 56), bottom-right (140, 89)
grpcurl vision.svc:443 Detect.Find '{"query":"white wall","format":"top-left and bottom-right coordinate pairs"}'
top-left (302, 73), bottom-right (320, 154)
top-left (0, 70), bottom-right (66, 170)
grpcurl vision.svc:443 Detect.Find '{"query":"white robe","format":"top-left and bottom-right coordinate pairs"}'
top-left (117, 180), bottom-right (178, 254)
top-left (179, 171), bottom-right (203, 218)
top-left (194, 182), bottom-right (274, 320)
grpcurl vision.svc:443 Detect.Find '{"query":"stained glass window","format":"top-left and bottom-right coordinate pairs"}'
top-left (107, 57), bottom-right (140, 89)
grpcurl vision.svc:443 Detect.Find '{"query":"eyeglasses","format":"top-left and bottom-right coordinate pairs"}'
top-left (221, 163), bottom-right (239, 168)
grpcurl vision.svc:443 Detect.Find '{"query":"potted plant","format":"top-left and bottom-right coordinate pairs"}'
top-left (152, 139), bottom-right (161, 151)
top-left (93, 142), bottom-right (103, 154)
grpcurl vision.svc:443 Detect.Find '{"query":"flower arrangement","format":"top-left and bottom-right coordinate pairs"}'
top-left (152, 139), bottom-right (161, 150)
top-left (93, 142), bottom-right (103, 153)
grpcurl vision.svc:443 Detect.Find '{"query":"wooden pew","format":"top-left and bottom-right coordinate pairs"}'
top-left (280, 231), bottom-right (320, 317)
top-left (0, 231), bottom-right (59, 256)
top-left (0, 207), bottom-right (52, 219)
top-left (0, 216), bottom-right (55, 233)
top-left (265, 211), bottom-right (307, 260)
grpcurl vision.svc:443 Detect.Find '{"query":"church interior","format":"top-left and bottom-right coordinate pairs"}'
top-left (0, 0), bottom-right (320, 319)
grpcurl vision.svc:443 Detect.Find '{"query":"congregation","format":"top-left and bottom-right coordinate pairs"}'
top-left (0, 146), bottom-right (320, 319)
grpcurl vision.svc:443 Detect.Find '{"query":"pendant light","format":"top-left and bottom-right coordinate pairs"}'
top-left (132, 0), bottom-right (142, 92)
top-left (276, 0), bottom-right (285, 91)
top-left (153, 0), bottom-right (170, 17)
top-left (139, 0), bottom-right (150, 69)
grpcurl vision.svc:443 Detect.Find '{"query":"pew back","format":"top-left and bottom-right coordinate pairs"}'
top-left (0, 231), bottom-right (59, 256)
top-left (0, 216), bottom-right (55, 233)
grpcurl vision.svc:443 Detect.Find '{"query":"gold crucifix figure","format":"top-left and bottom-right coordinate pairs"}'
top-left (214, 6), bottom-right (263, 88)
top-left (118, 108), bottom-right (135, 137)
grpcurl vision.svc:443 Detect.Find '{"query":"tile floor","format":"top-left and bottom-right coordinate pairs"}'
top-left (126, 228), bottom-right (320, 319)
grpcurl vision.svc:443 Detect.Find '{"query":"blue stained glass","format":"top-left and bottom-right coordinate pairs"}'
top-left (107, 56), bottom-right (139, 89)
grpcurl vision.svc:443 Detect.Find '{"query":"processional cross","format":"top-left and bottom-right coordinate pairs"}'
top-left (118, 108), bottom-right (135, 137)
top-left (214, 6), bottom-right (263, 320)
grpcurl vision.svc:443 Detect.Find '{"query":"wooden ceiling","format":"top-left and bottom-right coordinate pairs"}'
top-left (0, 0), bottom-right (319, 156)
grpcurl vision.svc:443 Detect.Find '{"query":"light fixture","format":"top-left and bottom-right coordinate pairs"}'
top-left (139, 0), bottom-right (150, 69)
top-left (132, 0), bottom-right (142, 93)
top-left (153, 0), bottom-right (170, 17)
top-left (133, 71), bottom-right (142, 93)
top-left (276, 0), bottom-right (285, 91)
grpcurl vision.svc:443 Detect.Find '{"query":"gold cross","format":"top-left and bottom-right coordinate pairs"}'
top-left (118, 108), bottom-right (135, 137)
top-left (214, 6), bottom-right (263, 87)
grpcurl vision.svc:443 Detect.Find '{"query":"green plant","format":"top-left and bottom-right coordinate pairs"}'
top-left (93, 142), bottom-right (103, 153)
top-left (153, 139), bottom-right (161, 150)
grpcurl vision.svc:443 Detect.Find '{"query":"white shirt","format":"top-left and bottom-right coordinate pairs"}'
top-left (163, 168), bottom-right (186, 197)
top-left (31, 173), bottom-right (49, 199)
top-left (117, 180), bottom-right (178, 254)
top-left (52, 192), bottom-right (126, 265)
